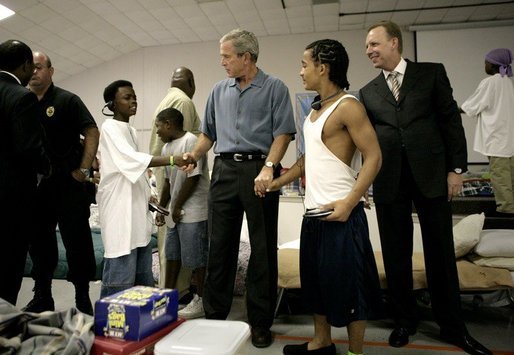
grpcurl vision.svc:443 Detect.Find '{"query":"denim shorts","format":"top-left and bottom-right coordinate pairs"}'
top-left (165, 220), bottom-right (208, 269)
top-left (100, 243), bottom-right (154, 298)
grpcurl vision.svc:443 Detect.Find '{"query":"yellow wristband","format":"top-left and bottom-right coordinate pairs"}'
top-left (170, 155), bottom-right (175, 167)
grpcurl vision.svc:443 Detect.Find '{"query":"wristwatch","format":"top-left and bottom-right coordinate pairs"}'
top-left (453, 168), bottom-right (463, 174)
top-left (265, 161), bottom-right (275, 169)
top-left (80, 168), bottom-right (90, 177)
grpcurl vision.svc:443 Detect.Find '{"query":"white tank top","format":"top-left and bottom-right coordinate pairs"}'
top-left (303, 94), bottom-right (361, 209)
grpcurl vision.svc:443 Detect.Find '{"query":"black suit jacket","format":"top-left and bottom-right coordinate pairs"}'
top-left (359, 61), bottom-right (467, 203)
top-left (0, 72), bottom-right (49, 193)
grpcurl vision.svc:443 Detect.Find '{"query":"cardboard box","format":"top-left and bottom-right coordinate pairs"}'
top-left (154, 319), bottom-right (250, 355)
top-left (95, 286), bottom-right (178, 341)
top-left (91, 318), bottom-right (185, 355)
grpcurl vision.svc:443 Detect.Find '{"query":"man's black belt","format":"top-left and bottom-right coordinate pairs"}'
top-left (219, 153), bottom-right (267, 162)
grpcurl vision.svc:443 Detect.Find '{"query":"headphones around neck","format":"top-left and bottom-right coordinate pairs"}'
top-left (311, 89), bottom-right (343, 110)
top-left (102, 101), bottom-right (114, 116)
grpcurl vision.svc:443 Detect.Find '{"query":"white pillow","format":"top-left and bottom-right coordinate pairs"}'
top-left (468, 254), bottom-right (514, 271)
top-left (453, 213), bottom-right (485, 258)
top-left (474, 229), bottom-right (514, 257)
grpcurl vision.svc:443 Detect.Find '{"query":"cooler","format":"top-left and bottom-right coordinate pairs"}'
top-left (91, 318), bottom-right (186, 355)
top-left (154, 319), bottom-right (250, 355)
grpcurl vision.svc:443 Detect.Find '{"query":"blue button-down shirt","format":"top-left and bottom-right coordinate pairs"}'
top-left (202, 69), bottom-right (296, 154)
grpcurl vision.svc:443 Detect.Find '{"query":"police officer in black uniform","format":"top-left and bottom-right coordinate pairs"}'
top-left (23, 51), bottom-right (99, 315)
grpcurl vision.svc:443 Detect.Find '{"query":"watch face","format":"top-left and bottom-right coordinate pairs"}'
top-left (454, 168), bottom-right (462, 174)
top-left (265, 162), bottom-right (273, 168)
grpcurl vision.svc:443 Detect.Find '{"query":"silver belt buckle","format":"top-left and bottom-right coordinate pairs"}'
top-left (233, 153), bottom-right (244, 162)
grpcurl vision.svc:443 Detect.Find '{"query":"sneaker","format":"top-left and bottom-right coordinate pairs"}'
top-left (178, 294), bottom-right (204, 319)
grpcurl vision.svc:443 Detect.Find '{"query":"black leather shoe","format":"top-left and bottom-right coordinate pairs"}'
top-left (440, 332), bottom-right (492, 355)
top-left (283, 342), bottom-right (336, 355)
top-left (76, 293), bottom-right (94, 316)
top-left (389, 327), bottom-right (416, 348)
top-left (251, 327), bottom-right (272, 348)
top-left (22, 295), bottom-right (55, 313)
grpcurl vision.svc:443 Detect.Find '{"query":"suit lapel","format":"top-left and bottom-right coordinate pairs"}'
top-left (371, 73), bottom-right (397, 105)
top-left (369, 61), bottom-right (420, 105)
top-left (397, 61), bottom-right (419, 104)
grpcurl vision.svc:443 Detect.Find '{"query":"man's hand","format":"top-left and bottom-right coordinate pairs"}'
top-left (447, 172), bottom-right (463, 201)
top-left (180, 152), bottom-right (198, 173)
top-left (71, 168), bottom-right (88, 182)
top-left (266, 179), bottom-right (281, 193)
top-left (363, 190), bottom-right (371, 209)
top-left (321, 199), bottom-right (353, 222)
top-left (155, 213), bottom-right (165, 227)
top-left (254, 167), bottom-right (273, 197)
top-left (91, 171), bottom-right (100, 184)
top-left (172, 207), bottom-right (184, 223)
top-left (174, 154), bottom-right (196, 168)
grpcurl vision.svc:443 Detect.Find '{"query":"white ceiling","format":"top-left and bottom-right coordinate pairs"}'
top-left (1, 0), bottom-right (513, 82)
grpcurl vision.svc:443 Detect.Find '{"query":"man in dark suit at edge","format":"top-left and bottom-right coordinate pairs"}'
top-left (359, 21), bottom-right (491, 355)
top-left (0, 40), bottom-right (50, 305)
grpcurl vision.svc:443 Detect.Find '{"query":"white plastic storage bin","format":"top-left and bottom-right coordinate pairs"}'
top-left (154, 319), bottom-right (250, 355)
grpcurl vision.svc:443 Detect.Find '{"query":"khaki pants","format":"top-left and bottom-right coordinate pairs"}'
top-left (490, 156), bottom-right (514, 213)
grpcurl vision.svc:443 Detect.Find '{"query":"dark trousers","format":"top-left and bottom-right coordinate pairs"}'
top-left (203, 157), bottom-right (279, 328)
top-left (28, 173), bottom-right (96, 286)
top-left (0, 188), bottom-right (34, 305)
top-left (375, 157), bottom-right (466, 335)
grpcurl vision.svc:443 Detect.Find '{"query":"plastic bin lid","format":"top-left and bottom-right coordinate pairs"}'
top-left (154, 319), bottom-right (250, 355)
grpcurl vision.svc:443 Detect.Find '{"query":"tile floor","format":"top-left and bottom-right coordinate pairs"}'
top-left (15, 278), bottom-right (514, 354)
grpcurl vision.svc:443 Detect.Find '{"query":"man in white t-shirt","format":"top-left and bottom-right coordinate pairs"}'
top-left (97, 80), bottom-right (191, 298)
top-left (461, 48), bottom-right (514, 215)
top-left (154, 107), bottom-right (209, 319)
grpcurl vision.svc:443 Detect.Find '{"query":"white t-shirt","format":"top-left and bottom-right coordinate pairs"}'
top-left (303, 95), bottom-right (361, 209)
top-left (97, 119), bottom-right (153, 258)
top-left (462, 73), bottom-right (514, 157)
top-left (161, 132), bottom-right (209, 228)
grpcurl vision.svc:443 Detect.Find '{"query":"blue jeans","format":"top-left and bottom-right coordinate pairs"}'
top-left (100, 243), bottom-right (154, 298)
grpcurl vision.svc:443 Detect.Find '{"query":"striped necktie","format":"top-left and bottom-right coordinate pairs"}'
top-left (388, 71), bottom-right (400, 101)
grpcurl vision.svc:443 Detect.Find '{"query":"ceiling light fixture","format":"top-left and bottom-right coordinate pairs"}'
top-left (0, 4), bottom-right (14, 21)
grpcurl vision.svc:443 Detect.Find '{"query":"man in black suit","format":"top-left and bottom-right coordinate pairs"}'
top-left (359, 21), bottom-right (491, 355)
top-left (0, 40), bottom-right (50, 305)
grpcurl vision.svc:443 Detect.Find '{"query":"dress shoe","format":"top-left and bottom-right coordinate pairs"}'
top-left (251, 327), bottom-right (272, 348)
top-left (283, 342), bottom-right (336, 355)
top-left (22, 295), bottom-right (55, 313)
top-left (76, 293), bottom-right (94, 316)
top-left (388, 327), bottom-right (416, 348)
top-left (440, 331), bottom-right (492, 355)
